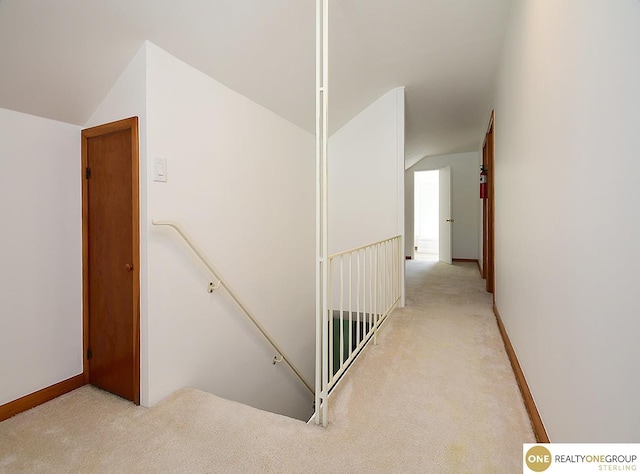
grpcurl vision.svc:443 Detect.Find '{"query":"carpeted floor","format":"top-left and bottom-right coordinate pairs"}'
top-left (0, 260), bottom-right (534, 473)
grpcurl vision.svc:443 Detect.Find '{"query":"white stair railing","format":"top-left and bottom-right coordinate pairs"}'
top-left (317, 235), bottom-right (402, 425)
top-left (314, 0), bottom-right (330, 427)
top-left (152, 219), bottom-right (314, 396)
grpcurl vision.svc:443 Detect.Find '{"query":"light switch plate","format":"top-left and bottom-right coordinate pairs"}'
top-left (153, 157), bottom-right (167, 182)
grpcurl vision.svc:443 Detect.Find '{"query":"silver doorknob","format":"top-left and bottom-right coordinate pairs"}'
top-left (446, 218), bottom-right (454, 223)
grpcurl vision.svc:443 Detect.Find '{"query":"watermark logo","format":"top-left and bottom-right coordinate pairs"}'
top-left (524, 444), bottom-right (640, 472)
top-left (526, 445), bottom-right (552, 472)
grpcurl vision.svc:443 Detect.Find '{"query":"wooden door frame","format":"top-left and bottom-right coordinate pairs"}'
top-left (483, 111), bottom-right (495, 296)
top-left (81, 117), bottom-right (140, 404)
top-left (482, 141), bottom-right (487, 278)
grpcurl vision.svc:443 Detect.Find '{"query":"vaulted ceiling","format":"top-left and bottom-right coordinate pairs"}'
top-left (0, 0), bottom-right (511, 167)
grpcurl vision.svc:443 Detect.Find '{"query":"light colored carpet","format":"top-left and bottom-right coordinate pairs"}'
top-left (0, 261), bottom-right (534, 473)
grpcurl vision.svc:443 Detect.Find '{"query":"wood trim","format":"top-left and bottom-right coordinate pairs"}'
top-left (486, 111), bottom-right (495, 296)
top-left (82, 117), bottom-right (140, 405)
top-left (493, 303), bottom-right (549, 443)
top-left (486, 109), bottom-right (495, 134)
top-left (131, 118), bottom-right (141, 406)
top-left (0, 375), bottom-right (85, 422)
top-left (81, 128), bottom-right (90, 386)
top-left (481, 140), bottom-right (487, 280)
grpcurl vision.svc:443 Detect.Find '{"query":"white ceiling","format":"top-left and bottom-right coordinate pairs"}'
top-left (0, 0), bottom-right (511, 167)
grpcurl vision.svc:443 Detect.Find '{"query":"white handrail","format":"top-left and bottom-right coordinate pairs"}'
top-left (152, 219), bottom-right (314, 396)
top-left (328, 235), bottom-right (402, 259)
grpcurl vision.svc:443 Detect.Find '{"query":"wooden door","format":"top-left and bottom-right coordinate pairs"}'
top-left (482, 140), bottom-right (488, 279)
top-left (82, 117), bottom-right (140, 404)
top-left (483, 112), bottom-right (495, 294)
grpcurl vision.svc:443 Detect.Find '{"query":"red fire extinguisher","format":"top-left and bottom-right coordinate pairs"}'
top-left (480, 166), bottom-right (488, 199)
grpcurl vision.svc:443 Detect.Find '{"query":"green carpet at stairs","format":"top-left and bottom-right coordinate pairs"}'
top-left (332, 312), bottom-right (374, 375)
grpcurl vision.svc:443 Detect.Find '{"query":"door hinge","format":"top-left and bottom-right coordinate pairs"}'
top-left (87, 348), bottom-right (92, 360)
top-left (85, 167), bottom-right (92, 179)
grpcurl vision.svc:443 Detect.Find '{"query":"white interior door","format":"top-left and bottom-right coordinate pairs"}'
top-left (439, 166), bottom-right (452, 264)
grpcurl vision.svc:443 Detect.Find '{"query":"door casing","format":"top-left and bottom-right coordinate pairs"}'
top-left (482, 111), bottom-right (495, 295)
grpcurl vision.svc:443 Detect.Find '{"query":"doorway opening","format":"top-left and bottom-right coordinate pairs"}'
top-left (414, 170), bottom-right (439, 261)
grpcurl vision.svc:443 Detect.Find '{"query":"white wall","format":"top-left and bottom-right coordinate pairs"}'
top-left (0, 108), bottom-right (82, 405)
top-left (85, 43), bottom-right (149, 404)
top-left (493, 0), bottom-right (640, 441)
top-left (405, 152), bottom-right (480, 259)
top-left (145, 44), bottom-right (315, 420)
top-left (85, 43), bottom-right (147, 129)
top-left (329, 88), bottom-right (405, 255)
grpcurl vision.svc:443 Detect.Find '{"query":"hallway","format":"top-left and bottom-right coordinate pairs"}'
top-left (326, 259), bottom-right (535, 471)
top-left (0, 260), bottom-right (534, 473)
